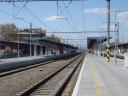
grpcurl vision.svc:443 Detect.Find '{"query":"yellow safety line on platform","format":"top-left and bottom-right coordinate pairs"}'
top-left (90, 64), bottom-right (102, 96)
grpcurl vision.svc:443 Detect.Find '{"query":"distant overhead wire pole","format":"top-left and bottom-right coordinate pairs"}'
top-left (49, 30), bottom-right (115, 33)
top-left (30, 23), bottom-right (32, 56)
top-left (81, 0), bottom-right (86, 48)
top-left (82, 0), bottom-right (85, 31)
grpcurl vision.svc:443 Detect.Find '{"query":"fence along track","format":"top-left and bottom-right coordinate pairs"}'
top-left (17, 54), bottom-right (84, 96)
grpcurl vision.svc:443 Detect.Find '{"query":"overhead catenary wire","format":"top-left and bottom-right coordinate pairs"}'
top-left (8, 2), bottom-right (55, 31)
top-left (56, 0), bottom-right (80, 45)
top-left (7, 2), bottom-right (44, 28)
top-left (12, 0), bottom-right (15, 19)
top-left (62, 1), bottom-right (78, 30)
top-left (55, 0), bottom-right (74, 41)
top-left (14, 1), bottom-right (28, 18)
top-left (20, 3), bottom-right (55, 31)
top-left (0, 8), bottom-right (40, 28)
top-left (56, 1), bottom-right (76, 32)
top-left (58, 0), bottom-right (72, 15)
top-left (57, 0), bottom-right (59, 17)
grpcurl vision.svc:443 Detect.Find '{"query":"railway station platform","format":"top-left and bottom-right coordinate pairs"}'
top-left (0, 55), bottom-right (52, 64)
top-left (0, 55), bottom-right (56, 72)
top-left (0, 56), bottom-right (45, 63)
top-left (0, 53), bottom-right (76, 72)
top-left (72, 53), bottom-right (128, 96)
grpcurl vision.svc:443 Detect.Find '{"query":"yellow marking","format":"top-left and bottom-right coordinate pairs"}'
top-left (106, 49), bottom-right (110, 53)
top-left (90, 64), bottom-right (102, 96)
top-left (106, 57), bottom-right (110, 60)
top-left (107, 58), bottom-right (110, 62)
top-left (107, 59), bottom-right (110, 62)
top-left (106, 47), bottom-right (110, 62)
top-left (106, 54), bottom-right (109, 57)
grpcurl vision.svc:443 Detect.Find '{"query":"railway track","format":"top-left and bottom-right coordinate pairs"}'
top-left (0, 53), bottom-right (84, 96)
top-left (17, 54), bottom-right (85, 96)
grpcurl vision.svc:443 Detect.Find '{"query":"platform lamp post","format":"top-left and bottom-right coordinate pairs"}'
top-left (30, 23), bottom-right (32, 56)
top-left (106, 0), bottom-right (111, 62)
top-left (15, 18), bottom-right (24, 58)
top-left (18, 29), bottom-right (20, 58)
top-left (99, 28), bottom-right (106, 57)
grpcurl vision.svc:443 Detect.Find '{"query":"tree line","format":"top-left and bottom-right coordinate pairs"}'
top-left (0, 23), bottom-right (17, 41)
top-left (0, 23), bottom-right (62, 43)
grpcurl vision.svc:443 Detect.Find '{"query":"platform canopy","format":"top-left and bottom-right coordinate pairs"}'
top-left (23, 37), bottom-right (77, 49)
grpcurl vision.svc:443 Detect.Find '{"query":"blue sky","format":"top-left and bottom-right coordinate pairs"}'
top-left (0, 0), bottom-right (128, 48)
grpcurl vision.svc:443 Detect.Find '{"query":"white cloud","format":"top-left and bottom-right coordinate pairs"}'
top-left (126, 22), bottom-right (128, 27)
top-left (101, 24), bottom-right (115, 31)
top-left (45, 15), bottom-right (65, 21)
top-left (110, 24), bottom-right (116, 30)
top-left (117, 11), bottom-right (128, 22)
top-left (84, 8), bottom-right (107, 14)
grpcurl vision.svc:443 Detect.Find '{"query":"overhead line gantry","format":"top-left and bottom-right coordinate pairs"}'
top-left (48, 31), bottom-right (115, 33)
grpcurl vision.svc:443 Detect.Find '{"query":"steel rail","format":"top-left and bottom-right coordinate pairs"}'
top-left (55, 54), bottom-right (85, 96)
top-left (17, 54), bottom-right (84, 96)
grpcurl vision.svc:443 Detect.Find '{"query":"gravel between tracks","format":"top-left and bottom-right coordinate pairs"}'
top-left (0, 55), bottom-right (78, 96)
top-left (62, 56), bottom-right (84, 96)
top-left (28, 55), bottom-right (84, 96)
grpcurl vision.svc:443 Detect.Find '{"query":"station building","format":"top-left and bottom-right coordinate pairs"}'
top-left (0, 28), bottom-right (77, 58)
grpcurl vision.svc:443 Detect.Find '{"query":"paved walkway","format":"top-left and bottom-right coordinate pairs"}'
top-left (72, 54), bottom-right (128, 96)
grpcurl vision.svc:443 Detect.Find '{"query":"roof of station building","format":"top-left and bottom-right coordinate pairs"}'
top-left (0, 37), bottom-right (77, 49)
top-left (23, 37), bottom-right (77, 49)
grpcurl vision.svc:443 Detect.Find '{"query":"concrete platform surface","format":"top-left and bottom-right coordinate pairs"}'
top-left (0, 55), bottom-right (54, 72)
top-left (72, 54), bottom-right (128, 96)
top-left (0, 55), bottom-right (53, 64)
